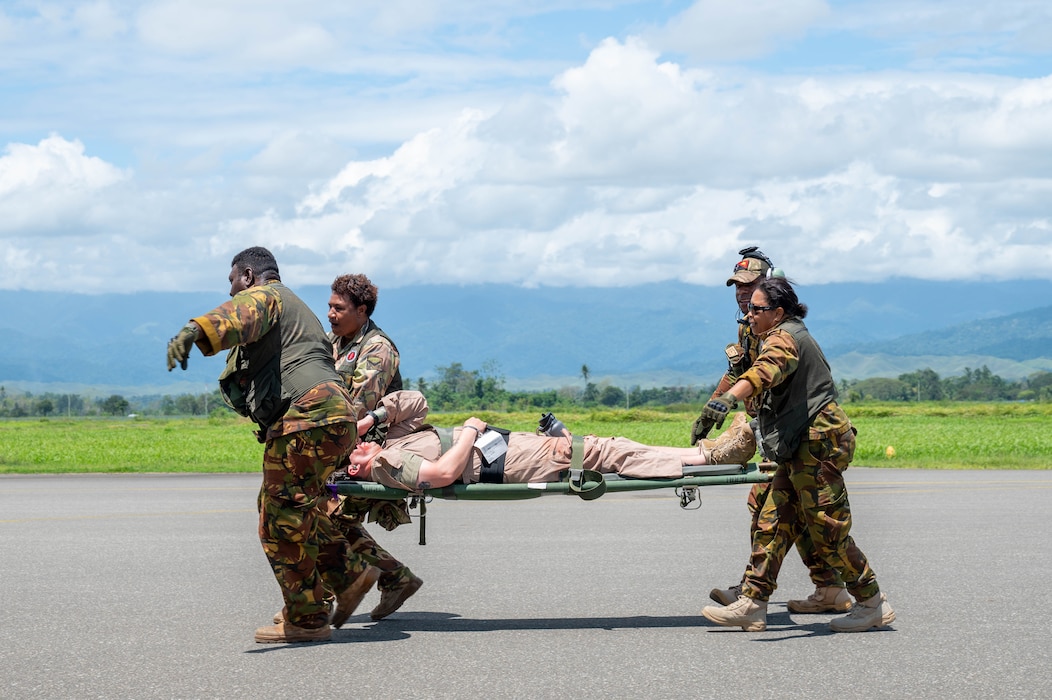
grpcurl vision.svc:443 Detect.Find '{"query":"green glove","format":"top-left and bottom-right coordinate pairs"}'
top-left (701, 392), bottom-right (738, 431)
top-left (167, 324), bottom-right (199, 371)
top-left (690, 413), bottom-right (716, 445)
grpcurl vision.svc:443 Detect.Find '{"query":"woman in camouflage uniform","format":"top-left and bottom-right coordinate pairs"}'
top-left (700, 276), bottom-right (896, 633)
top-left (702, 247), bottom-right (850, 615)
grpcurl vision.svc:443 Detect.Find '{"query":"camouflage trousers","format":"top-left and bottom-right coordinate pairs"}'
top-left (746, 481), bottom-right (845, 589)
top-left (258, 423), bottom-right (370, 627)
top-left (329, 509), bottom-right (415, 592)
top-left (742, 427), bottom-right (880, 602)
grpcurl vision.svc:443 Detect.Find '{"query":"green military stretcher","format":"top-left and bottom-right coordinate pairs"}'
top-left (336, 462), bottom-right (771, 501)
top-left (335, 462), bottom-right (773, 544)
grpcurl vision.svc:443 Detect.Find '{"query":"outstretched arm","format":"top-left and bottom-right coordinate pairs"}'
top-left (416, 417), bottom-right (488, 488)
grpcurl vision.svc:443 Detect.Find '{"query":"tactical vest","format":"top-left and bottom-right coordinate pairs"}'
top-left (220, 283), bottom-right (338, 429)
top-left (332, 319), bottom-right (404, 395)
top-left (757, 318), bottom-right (838, 462)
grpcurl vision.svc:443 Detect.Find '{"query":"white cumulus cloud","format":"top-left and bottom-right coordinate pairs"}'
top-left (188, 38), bottom-right (1052, 290)
top-left (2, 2), bottom-right (1052, 292)
top-left (0, 135), bottom-right (128, 233)
top-left (647, 0), bottom-right (831, 62)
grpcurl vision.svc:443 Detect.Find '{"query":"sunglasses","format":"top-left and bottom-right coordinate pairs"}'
top-left (748, 303), bottom-right (776, 313)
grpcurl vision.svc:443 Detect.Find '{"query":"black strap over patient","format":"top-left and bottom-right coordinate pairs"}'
top-left (431, 425), bottom-right (510, 484)
top-left (477, 426), bottom-right (510, 484)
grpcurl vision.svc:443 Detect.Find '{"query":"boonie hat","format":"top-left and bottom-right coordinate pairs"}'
top-left (726, 246), bottom-right (773, 286)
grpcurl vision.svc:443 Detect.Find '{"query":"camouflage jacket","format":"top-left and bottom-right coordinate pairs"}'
top-left (191, 280), bottom-right (354, 440)
top-left (329, 319), bottom-right (402, 420)
top-left (738, 320), bottom-right (851, 454)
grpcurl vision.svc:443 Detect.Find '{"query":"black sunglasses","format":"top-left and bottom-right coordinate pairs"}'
top-left (748, 303), bottom-right (776, 313)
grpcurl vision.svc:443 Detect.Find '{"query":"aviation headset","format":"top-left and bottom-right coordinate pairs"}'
top-left (737, 245), bottom-right (784, 279)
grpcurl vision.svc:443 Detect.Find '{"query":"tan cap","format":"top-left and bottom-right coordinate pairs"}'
top-left (726, 256), bottom-right (770, 286)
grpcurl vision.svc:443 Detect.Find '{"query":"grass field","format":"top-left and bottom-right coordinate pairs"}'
top-left (1, 402), bottom-right (1050, 474)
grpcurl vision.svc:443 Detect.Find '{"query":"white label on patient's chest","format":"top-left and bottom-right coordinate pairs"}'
top-left (474, 430), bottom-right (508, 463)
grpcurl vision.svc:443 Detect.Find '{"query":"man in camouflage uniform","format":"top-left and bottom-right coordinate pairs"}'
top-left (166, 247), bottom-right (379, 644)
top-left (700, 277), bottom-right (895, 633)
top-left (324, 273), bottom-right (422, 621)
top-left (695, 247), bottom-right (851, 614)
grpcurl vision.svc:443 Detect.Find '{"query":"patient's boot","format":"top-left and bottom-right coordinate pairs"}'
top-left (700, 413), bottom-right (756, 464)
top-left (538, 412), bottom-right (570, 438)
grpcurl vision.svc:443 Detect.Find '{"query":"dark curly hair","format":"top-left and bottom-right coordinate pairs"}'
top-left (757, 276), bottom-right (807, 319)
top-left (331, 273), bottom-right (378, 316)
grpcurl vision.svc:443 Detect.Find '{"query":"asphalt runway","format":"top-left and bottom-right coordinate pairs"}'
top-left (2, 468), bottom-right (1050, 699)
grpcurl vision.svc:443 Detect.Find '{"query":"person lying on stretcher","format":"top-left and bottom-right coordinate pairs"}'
top-left (344, 391), bottom-right (757, 491)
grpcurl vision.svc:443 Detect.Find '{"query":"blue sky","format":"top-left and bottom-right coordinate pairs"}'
top-left (2, 0), bottom-right (1052, 292)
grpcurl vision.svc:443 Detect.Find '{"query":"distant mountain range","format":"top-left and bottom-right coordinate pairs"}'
top-left (1, 279), bottom-right (1050, 397)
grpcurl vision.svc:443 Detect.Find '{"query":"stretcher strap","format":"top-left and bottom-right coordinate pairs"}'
top-left (568, 468), bottom-right (606, 500)
top-left (435, 425), bottom-right (506, 484)
top-left (478, 426), bottom-right (510, 484)
top-left (435, 427), bottom-right (454, 454)
top-left (567, 434), bottom-right (605, 499)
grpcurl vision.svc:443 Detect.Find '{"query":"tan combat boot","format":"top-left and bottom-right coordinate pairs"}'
top-left (708, 583), bottom-right (742, 606)
top-left (701, 595), bottom-right (768, 632)
top-left (273, 604), bottom-right (330, 625)
top-left (830, 592), bottom-right (896, 632)
top-left (331, 565), bottom-right (382, 628)
top-left (273, 569), bottom-right (383, 627)
top-left (371, 574), bottom-right (424, 621)
top-left (254, 621), bottom-right (332, 644)
top-left (787, 586), bottom-right (853, 613)
top-left (701, 413), bottom-right (757, 465)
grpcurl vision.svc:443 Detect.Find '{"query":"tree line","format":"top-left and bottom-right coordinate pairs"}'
top-left (845, 366), bottom-right (1052, 402)
top-left (0, 386), bottom-right (229, 419)
top-left (415, 363), bottom-right (1052, 411)
top-left (1, 364), bottom-right (1048, 418)
top-left (413, 362), bottom-right (715, 412)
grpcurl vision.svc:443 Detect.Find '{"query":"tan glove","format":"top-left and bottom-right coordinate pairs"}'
top-left (166, 324), bottom-right (199, 371)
